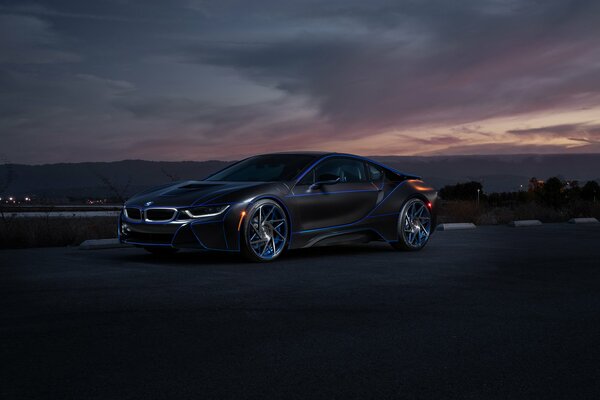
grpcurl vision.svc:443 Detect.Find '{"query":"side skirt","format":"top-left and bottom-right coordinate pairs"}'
top-left (301, 228), bottom-right (392, 248)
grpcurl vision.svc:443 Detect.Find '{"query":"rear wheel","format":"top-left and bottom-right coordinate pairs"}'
top-left (241, 199), bottom-right (289, 262)
top-left (391, 198), bottom-right (432, 251)
top-left (144, 246), bottom-right (179, 255)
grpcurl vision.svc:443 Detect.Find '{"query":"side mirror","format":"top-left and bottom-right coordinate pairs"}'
top-left (309, 173), bottom-right (341, 190)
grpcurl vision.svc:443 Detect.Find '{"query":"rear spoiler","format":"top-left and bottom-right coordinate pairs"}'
top-left (400, 172), bottom-right (421, 180)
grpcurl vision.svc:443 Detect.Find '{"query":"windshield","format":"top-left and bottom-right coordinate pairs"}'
top-left (205, 154), bottom-right (319, 182)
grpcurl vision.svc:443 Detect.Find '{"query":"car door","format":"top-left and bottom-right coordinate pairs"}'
top-left (290, 157), bottom-right (380, 231)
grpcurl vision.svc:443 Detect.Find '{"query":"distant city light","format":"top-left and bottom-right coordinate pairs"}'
top-left (87, 198), bottom-right (108, 205)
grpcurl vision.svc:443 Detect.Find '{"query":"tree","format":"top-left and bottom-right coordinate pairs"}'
top-left (528, 177), bottom-right (543, 192)
top-left (581, 181), bottom-right (600, 202)
top-left (564, 180), bottom-right (581, 201)
top-left (0, 157), bottom-right (15, 223)
top-left (161, 168), bottom-right (180, 182)
top-left (541, 177), bottom-right (563, 207)
top-left (91, 169), bottom-right (132, 204)
top-left (439, 181), bottom-right (484, 201)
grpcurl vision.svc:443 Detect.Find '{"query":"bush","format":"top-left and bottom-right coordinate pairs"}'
top-left (0, 216), bottom-right (117, 249)
top-left (438, 200), bottom-right (600, 225)
top-left (439, 181), bottom-right (483, 201)
top-left (582, 181), bottom-right (600, 202)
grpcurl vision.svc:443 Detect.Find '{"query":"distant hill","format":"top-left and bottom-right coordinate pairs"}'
top-left (0, 160), bottom-right (233, 202)
top-left (373, 154), bottom-right (600, 192)
top-left (1, 154), bottom-right (599, 202)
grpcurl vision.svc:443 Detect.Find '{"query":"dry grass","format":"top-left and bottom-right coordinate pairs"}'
top-left (438, 200), bottom-right (600, 225)
top-left (0, 216), bottom-right (117, 249)
top-left (1, 201), bottom-right (599, 249)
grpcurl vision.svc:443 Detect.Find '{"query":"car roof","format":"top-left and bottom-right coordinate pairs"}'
top-left (235, 152), bottom-right (421, 180)
top-left (260, 151), bottom-right (334, 156)
top-left (257, 151), bottom-right (386, 165)
top-left (264, 152), bottom-right (385, 162)
top-left (260, 151), bottom-right (372, 158)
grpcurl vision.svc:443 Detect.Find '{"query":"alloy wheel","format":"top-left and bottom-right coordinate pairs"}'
top-left (246, 202), bottom-right (288, 260)
top-left (400, 199), bottom-right (431, 249)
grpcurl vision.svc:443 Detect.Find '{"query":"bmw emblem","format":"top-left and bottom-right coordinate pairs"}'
top-left (144, 201), bottom-right (154, 207)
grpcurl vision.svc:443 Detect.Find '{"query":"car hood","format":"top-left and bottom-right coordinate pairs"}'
top-left (125, 180), bottom-right (272, 208)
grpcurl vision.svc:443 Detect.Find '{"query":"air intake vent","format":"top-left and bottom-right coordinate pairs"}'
top-left (180, 183), bottom-right (209, 189)
top-left (125, 208), bottom-right (142, 220)
top-left (145, 208), bottom-right (176, 222)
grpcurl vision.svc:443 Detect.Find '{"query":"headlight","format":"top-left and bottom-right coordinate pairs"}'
top-left (183, 205), bottom-right (230, 218)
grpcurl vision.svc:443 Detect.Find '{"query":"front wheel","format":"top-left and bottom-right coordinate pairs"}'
top-left (241, 199), bottom-right (289, 262)
top-left (390, 198), bottom-right (432, 251)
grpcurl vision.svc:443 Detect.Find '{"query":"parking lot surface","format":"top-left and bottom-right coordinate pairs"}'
top-left (1, 224), bottom-right (600, 399)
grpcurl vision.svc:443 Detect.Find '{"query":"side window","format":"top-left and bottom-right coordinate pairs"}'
top-left (298, 168), bottom-right (315, 185)
top-left (367, 163), bottom-right (384, 184)
top-left (303, 158), bottom-right (367, 184)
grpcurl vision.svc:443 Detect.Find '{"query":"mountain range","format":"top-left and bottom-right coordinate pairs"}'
top-left (1, 154), bottom-right (599, 202)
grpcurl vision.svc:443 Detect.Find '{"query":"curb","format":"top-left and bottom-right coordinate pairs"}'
top-left (508, 220), bottom-right (542, 227)
top-left (79, 238), bottom-right (129, 250)
top-left (436, 223), bottom-right (477, 231)
top-left (568, 217), bottom-right (599, 224)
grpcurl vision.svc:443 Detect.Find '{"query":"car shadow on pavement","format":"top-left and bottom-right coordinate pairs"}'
top-left (111, 249), bottom-right (242, 266)
top-left (107, 243), bottom-right (395, 266)
top-left (284, 243), bottom-right (395, 260)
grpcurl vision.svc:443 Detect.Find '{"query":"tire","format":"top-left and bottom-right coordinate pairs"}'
top-left (144, 246), bottom-right (179, 255)
top-left (391, 198), bottom-right (432, 251)
top-left (241, 199), bottom-right (289, 262)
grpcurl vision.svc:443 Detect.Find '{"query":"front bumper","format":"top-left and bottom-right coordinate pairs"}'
top-left (118, 211), bottom-right (238, 251)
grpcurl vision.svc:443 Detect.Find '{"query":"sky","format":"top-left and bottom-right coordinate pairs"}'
top-left (1, 0), bottom-right (600, 164)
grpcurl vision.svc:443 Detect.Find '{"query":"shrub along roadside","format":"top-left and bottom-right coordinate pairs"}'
top-left (437, 200), bottom-right (600, 225)
top-left (0, 216), bottom-right (116, 249)
top-left (437, 178), bottom-right (600, 225)
top-left (1, 196), bottom-right (599, 249)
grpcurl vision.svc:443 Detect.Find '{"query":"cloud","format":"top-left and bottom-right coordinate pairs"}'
top-left (397, 134), bottom-right (464, 146)
top-left (2, 0), bottom-right (600, 163)
top-left (0, 14), bottom-right (80, 64)
top-left (0, 3), bottom-right (144, 22)
top-left (180, 0), bottom-right (600, 143)
top-left (76, 74), bottom-right (136, 93)
top-left (508, 122), bottom-right (600, 144)
top-left (113, 93), bottom-right (326, 145)
top-left (508, 123), bottom-right (600, 136)
top-left (421, 141), bottom-right (600, 156)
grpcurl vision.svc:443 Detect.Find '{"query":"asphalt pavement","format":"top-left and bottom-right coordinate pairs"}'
top-left (1, 224), bottom-right (600, 399)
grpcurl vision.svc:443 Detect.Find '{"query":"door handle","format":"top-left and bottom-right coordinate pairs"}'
top-left (371, 182), bottom-right (383, 191)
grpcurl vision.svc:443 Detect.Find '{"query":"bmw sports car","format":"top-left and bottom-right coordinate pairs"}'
top-left (119, 152), bottom-right (437, 262)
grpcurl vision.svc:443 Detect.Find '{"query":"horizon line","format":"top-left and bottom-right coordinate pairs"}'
top-left (3, 152), bottom-right (600, 167)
